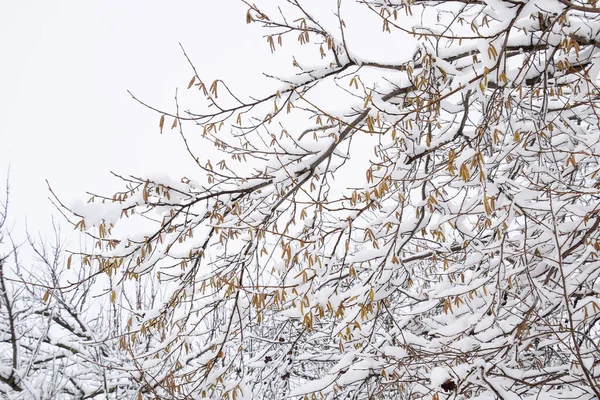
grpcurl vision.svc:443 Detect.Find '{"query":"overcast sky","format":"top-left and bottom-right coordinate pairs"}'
top-left (0, 1), bottom-right (280, 239)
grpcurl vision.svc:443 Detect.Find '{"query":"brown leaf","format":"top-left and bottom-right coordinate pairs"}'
top-left (159, 115), bottom-right (165, 134)
top-left (187, 75), bottom-right (196, 89)
top-left (441, 379), bottom-right (457, 392)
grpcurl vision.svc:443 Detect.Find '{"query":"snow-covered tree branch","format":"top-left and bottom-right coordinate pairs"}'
top-left (23, 0), bottom-right (600, 398)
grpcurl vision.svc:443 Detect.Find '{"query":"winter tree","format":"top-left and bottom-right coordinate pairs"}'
top-left (0, 182), bottom-right (155, 399)
top-left (50, 0), bottom-right (600, 398)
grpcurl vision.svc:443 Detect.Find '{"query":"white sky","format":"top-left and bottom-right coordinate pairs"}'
top-left (0, 1), bottom-right (278, 238)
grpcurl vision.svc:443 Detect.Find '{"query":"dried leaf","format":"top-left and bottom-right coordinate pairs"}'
top-left (159, 115), bottom-right (165, 134)
top-left (187, 75), bottom-right (196, 89)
